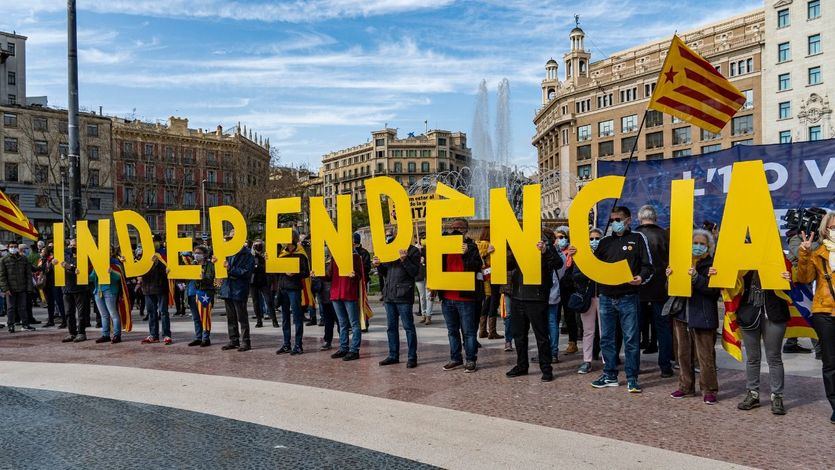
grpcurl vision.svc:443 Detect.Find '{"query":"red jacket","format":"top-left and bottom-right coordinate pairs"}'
top-left (329, 253), bottom-right (363, 302)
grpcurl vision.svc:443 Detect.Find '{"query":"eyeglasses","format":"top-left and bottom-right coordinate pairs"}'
top-left (590, 237), bottom-right (602, 241)
top-left (610, 217), bottom-right (624, 222)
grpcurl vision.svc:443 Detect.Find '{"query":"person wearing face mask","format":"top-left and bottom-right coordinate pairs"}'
top-left (57, 239), bottom-right (88, 342)
top-left (250, 240), bottom-right (276, 329)
top-left (219, 232), bottom-right (256, 352)
top-left (591, 206), bottom-right (654, 393)
top-left (141, 234), bottom-right (172, 345)
top-left (553, 227), bottom-right (576, 358)
top-left (378, 229), bottom-right (394, 302)
top-left (665, 229), bottom-right (721, 404)
top-left (275, 230), bottom-right (310, 355)
top-left (186, 245), bottom-right (215, 347)
top-left (570, 228), bottom-right (603, 374)
top-left (795, 212), bottom-right (835, 424)
top-left (0, 241), bottom-right (36, 333)
top-left (635, 204), bottom-right (673, 378)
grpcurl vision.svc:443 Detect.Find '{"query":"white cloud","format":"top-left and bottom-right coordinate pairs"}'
top-left (80, 47), bottom-right (132, 64)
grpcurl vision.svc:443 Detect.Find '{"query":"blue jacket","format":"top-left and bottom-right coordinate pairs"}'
top-left (219, 247), bottom-right (254, 302)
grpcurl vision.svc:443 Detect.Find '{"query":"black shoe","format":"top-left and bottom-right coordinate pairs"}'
top-left (317, 320), bottom-right (324, 326)
top-left (30, 319), bottom-right (42, 325)
top-left (95, 323), bottom-right (102, 329)
top-left (61, 334), bottom-right (75, 343)
top-left (331, 350), bottom-right (348, 359)
top-left (320, 343), bottom-right (332, 351)
top-left (21, 325), bottom-right (35, 331)
top-left (506, 365), bottom-right (529, 378)
top-left (541, 371), bottom-right (555, 382)
top-left (276, 345), bottom-right (291, 355)
top-left (7, 327), bottom-right (15, 333)
top-left (272, 320), bottom-right (279, 328)
top-left (361, 328), bottom-right (369, 333)
top-left (737, 390), bottom-right (760, 411)
top-left (111, 336), bottom-right (122, 344)
top-left (57, 323), bottom-right (67, 329)
top-left (95, 336), bottom-right (110, 344)
top-left (782, 344), bottom-right (812, 354)
top-left (379, 357), bottom-right (399, 366)
top-left (464, 361), bottom-right (477, 373)
top-left (254, 321), bottom-right (263, 328)
top-left (406, 359), bottom-right (417, 369)
top-left (200, 339), bottom-right (211, 347)
top-left (188, 340), bottom-right (202, 347)
top-left (140, 316), bottom-right (148, 321)
top-left (221, 343), bottom-right (240, 351)
top-left (771, 394), bottom-right (786, 415)
top-left (342, 352), bottom-right (360, 361)
top-left (830, 411), bottom-right (835, 424)
top-left (237, 343), bottom-right (251, 352)
top-left (290, 347), bottom-right (303, 355)
top-left (44, 322), bottom-right (55, 327)
top-left (643, 347), bottom-right (658, 354)
top-left (443, 360), bottom-right (464, 371)
top-left (305, 321), bottom-right (316, 327)
top-left (660, 369), bottom-right (675, 378)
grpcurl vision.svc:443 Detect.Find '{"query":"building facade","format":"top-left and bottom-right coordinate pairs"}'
top-left (533, 11), bottom-right (765, 216)
top-left (111, 117), bottom-right (270, 234)
top-left (763, 0), bottom-right (832, 144)
top-left (0, 31), bottom-right (26, 106)
top-left (320, 128), bottom-right (471, 217)
top-left (0, 104), bottom-right (115, 240)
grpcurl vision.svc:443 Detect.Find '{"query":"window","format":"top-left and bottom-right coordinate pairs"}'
top-left (420, 150), bottom-right (431, 157)
top-left (779, 131), bottom-right (792, 144)
top-left (124, 187), bottom-right (135, 204)
top-left (779, 101), bottom-right (791, 119)
top-left (779, 73), bottom-right (791, 91)
top-left (89, 198), bottom-right (101, 211)
top-left (809, 125), bottom-right (822, 141)
top-left (438, 137), bottom-right (447, 146)
top-left (809, 34), bottom-right (821, 55)
top-left (438, 149), bottom-right (447, 158)
top-left (2, 112), bottom-right (16, 127)
top-left (646, 153), bottom-right (664, 161)
top-left (165, 190), bottom-right (175, 205)
top-left (732, 115), bottom-right (754, 136)
top-left (165, 167), bottom-right (175, 181)
top-left (673, 149), bottom-right (692, 158)
top-left (144, 189), bottom-right (157, 205)
top-left (777, 8), bottom-right (790, 28)
top-left (598, 120), bottom-right (614, 137)
top-left (646, 110), bottom-right (664, 127)
top-left (89, 170), bottom-right (100, 187)
top-left (407, 162), bottom-right (416, 173)
top-left (645, 131), bottom-right (664, 149)
top-left (145, 166), bottom-right (155, 179)
top-left (88, 145), bottom-right (100, 160)
top-left (621, 136), bottom-right (638, 153)
top-left (184, 191), bottom-right (195, 206)
top-left (5, 163), bottom-right (18, 182)
top-left (598, 140), bottom-right (614, 157)
top-left (778, 42), bottom-right (791, 63)
top-left (375, 138), bottom-right (385, 146)
top-left (733, 139), bottom-right (754, 146)
top-left (645, 82), bottom-right (657, 98)
top-left (730, 58), bottom-right (754, 77)
top-left (34, 140), bottom-right (48, 155)
top-left (577, 145), bottom-right (592, 161)
top-left (376, 162), bottom-right (383, 172)
top-left (125, 163), bottom-right (135, 178)
top-left (33, 117), bottom-right (48, 131)
top-left (620, 87), bottom-right (637, 103)
top-left (577, 164), bottom-right (592, 180)
top-left (622, 114), bottom-right (638, 133)
top-left (5, 71), bottom-right (13, 86)
top-left (673, 127), bottom-right (691, 145)
top-left (7, 94), bottom-right (15, 105)
top-left (421, 162), bottom-right (430, 172)
top-left (394, 162), bottom-right (402, 173)
top-left (438, 162), bottom-right (446, 171)
top-left (35, 165), bottom-right (48, 183)
top-left (702, 144), bottom-right (722, 154)
top-left (86, 124), bottom-right (99, 137)
top-left (576, 98), bottom-right (591, 113)
top-left (577, 125), bottom-right (591, 142)
top-left (597, 93), bottom-right (613, 108)
top-left (3, 137), bottom-right (18, 153)
top-left (144, 143), bottom-right (154, 157)
top-left (7, 43), bottom-right (14, 56)
top-left (742, 89), bottom-right (754, 110)
top-left (809, 0), bottom-right (820, 20)
top-left (59, 120), bottom-right (68, 134)
top-left (808, 66), bottom-right (821, 85)
top-left (223, 194), bottom-right (234, 205)
top-left (59, 143), bottom-right (68, 156)
top-left (700, 128), bottom-right (721, 141)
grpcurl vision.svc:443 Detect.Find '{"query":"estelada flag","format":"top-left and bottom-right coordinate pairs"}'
top-left (195, 289), bottom-right (212, 332)
top-left (0, 189), bottom-right (38, 241)
top-left (356, 252), bottom-right (374, 329)
top-left (721, 278), bottom-right (744, 362)
top-left (155, 248), bottom-right (176, 307)
top-left (110, 259), bottom-right (132, 332)
top-left (649, 35), bottom-right (746, 134)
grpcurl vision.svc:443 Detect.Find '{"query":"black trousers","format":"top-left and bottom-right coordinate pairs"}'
top-left (175, 285), bottom-right (186, 315)
top-left (562, 302), bottom-right (578, 342)
top-left (511, 299), bottom-right (552, 374)
top-left (811, 314), bottom-right (835, 412)
top-left (252, 285), bottom-right (275, 322)
top-left (64, 291), bottom-right (89, 336)
top-left (481, 292), bottom-right (501, 319)
top-left (320, 301), bottom-right (337, 344)
top-left (225, 299), bottom-right (250, 345)
top-left (7, 292), bottom-right (29, 328)
top-left (640, 301), bottom-right (657, 349)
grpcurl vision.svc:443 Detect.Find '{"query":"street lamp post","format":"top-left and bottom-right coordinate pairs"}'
top-left (67, 0), bottom-right (82, 240)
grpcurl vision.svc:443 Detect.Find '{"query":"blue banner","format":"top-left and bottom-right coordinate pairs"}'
top-left (596, 140), bottom-right (835, 230)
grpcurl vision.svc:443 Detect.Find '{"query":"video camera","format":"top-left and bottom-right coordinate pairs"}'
top-left (781, 207), bottom-right (827, 240)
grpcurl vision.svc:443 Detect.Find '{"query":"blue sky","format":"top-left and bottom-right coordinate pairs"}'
top-left (2, 0), bottom-right (761, 170)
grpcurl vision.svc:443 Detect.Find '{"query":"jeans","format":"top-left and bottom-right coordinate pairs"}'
top-left (333, 300), bottom-right (361, 353)
top-left (280, 289), bottom-right (304, 349)
top-left (384, 302), bottom-right (417, 361)
top-left (548, 303), bottom-right (560, 355)
top-left (643, 301), bottom-right (673, 372)
top-left (810, 314), bottom-right (835, 412)
top-left (741, 315), bottom-right (787, 395)
top-left (93, 291), bottom-right (120, 338)
top-left (145, 294), bottom-right (171, 340)
top-left (599, 294), bottom-right (641, 381)
top-left (503, 295), bottom-right (512, 341)
top-left (252, 285), bottom-right (274, 322)
top-left (415, 281), bottom-right (429, 316)
top-left (441, 299), bottom-right (478, 363)
top-left (188, 295), bottom-right (210, 341)
top-left (511, 299), bottom-right (552, 374)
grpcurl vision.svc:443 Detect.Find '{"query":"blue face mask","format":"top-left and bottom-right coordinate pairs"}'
top-left (557, 238), bottom-right (568, 249)
top-left (611, 221), bottom-right (626, 234)
top-left (590, 239), bottom-right (600, 251)
top-left (692, 244), bottom-right (708, 256)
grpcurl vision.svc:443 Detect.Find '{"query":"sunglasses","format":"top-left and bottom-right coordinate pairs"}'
top-left (609, 217), bottom-right (624, 222)
top-left (590, 237), bottom-right (601, 241)
top-left (555, 235), bottom-right (566, 239)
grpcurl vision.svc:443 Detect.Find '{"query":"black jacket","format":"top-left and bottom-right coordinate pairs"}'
top-left (635, 223), bottom-right (669, 302)
top-left (594, 229), bottom-right (654, 297)
top-left (141, 256), bottom-right (168, 296)
top-left (0, 254), bottom-right (33, 293)
top-left (277, 249), bottom-right (310, 291)
top-left (378, 245), bottom-right (421, 304)
top-left (508, 244), bottom-right (563, 303)
top-left (673, 255), bottom-right (721, 330)
top-left (60, 252), bottom-right (86, 294)
top-left (355, 245), bottom-right (372, 280)
top-left (570, 264), bottom-right (598, 299)
top-left (738, 271), bottom-right (790, 323)
top-left (251, 252), bottom-right (268, 288)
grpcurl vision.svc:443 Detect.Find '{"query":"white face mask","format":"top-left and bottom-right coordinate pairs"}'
top-left (829, 228), bottom-right (835, 241)
top-left (8, 248), bottom-right (18, 255)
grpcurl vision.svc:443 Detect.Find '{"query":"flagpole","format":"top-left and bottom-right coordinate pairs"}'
top-left (602, 108), bottom-right (648, 235)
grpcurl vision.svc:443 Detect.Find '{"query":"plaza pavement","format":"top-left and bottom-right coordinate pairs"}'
top-left (0, 302), bottom-right (831, 469)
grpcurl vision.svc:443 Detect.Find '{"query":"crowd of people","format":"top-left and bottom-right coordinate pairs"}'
top-left (0, 206), bottom-right (833, 424)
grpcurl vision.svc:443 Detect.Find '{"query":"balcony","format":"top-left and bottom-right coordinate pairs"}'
top-left (122, 151), bottom-right (137, 161)
top-left (182, 157), bottom-right (196, 165)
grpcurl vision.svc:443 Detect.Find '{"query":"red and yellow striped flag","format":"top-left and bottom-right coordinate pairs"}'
top-left (649, 35), bottom-right (746, 134)
top-left (0, 189), bottom-right (38, 241)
